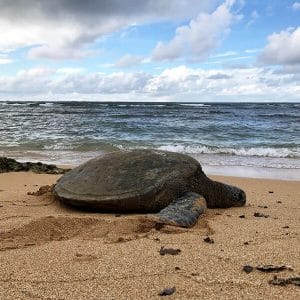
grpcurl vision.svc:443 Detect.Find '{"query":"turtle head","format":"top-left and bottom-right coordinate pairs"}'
top-left (191, 167), bottom-right (246, 208)
top-left (197, 180), bottom-right (246, 208)
top-left (221, 183), bottom-right (246, 207)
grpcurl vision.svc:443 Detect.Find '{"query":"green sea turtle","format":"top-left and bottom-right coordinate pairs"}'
top-left (54, 149), bottom-right (246, 227)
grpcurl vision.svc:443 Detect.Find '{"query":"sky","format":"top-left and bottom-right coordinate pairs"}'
top-left (0, 0), bottom-right (300, 102)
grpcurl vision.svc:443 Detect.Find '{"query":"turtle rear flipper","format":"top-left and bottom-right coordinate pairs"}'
top-left (151, 192), bottom-right (207, 227)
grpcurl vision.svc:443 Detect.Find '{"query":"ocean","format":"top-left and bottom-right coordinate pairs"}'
top-left (0, 101), bottom-right (299, 180)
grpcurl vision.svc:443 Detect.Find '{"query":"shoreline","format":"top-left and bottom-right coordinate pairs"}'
top-left (0, 171), bottom-right (299, 299)
top-left (203, 164), bottom-right (300, 181)
top-left (1, 152), bottom-right (299, 181)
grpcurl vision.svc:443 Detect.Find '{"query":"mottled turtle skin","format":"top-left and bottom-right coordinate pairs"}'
top-left (54, 150), bottom-right (246, 227)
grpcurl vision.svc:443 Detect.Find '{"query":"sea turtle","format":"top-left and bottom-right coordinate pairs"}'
top-left (54, 149), bottom-right (246, 227)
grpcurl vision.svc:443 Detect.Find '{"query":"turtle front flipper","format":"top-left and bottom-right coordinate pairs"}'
top-left (149, 192), bottom-right (207, 228)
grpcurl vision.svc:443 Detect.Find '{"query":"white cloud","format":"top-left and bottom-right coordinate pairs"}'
top-left (244, 48), bottom-right (261, 53)
top-left (0, 67), bottom-right (54, 94)
top-left (0, 0), bottom-right (215, 59)
top-left (1, 65), bottom-right (299, 102)
top-left (114, 54), bottom-right (143, 68)
top-left (0, 52), bottom-right (14, 64)
top-left (292, 2), bottom-right (300, 10)
top-left (260, 27), bottom-right (300, 65)
top-left (247, 10), bottom-right (259, 26)
top-left (56, 68), bottom-right (85, 75)
top-left (0, 58), bottom-right (13, 64)
top-left (212, 51), bottom-right (238, 58)
top-left (152, 0), bottom-right (240, 61)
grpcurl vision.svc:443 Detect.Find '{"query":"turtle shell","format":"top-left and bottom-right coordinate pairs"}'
top-left (54, 149), bottom-right (200, 212)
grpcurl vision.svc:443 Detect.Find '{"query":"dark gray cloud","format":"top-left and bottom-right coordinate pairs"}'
top-left (0, 0), bottom-right (216, 58)
top-left (0, 0), bottom-right (215, 19)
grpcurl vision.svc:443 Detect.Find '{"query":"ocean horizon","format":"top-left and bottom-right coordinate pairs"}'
top-left (1, 101), bottom-right (299, 180)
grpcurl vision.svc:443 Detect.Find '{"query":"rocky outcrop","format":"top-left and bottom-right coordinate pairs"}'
top-left (0, 157), bottom-right (68, 174)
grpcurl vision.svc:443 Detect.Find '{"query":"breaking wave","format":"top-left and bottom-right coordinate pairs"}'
top-left (157, 145), bottom-right (300, 158)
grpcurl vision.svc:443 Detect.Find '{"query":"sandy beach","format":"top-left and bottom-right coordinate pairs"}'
top-left (0, 171), bottom-right (299, 299)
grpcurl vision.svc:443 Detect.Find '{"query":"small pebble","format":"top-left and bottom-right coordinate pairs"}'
top-left (158, 287), bottom-right (176, 296)
top-left (270, 275), bottom-right (300, 286)
top-left (254, 212), bottom-right (269, 218)
top-left (256, 264), bottom-right (293, 272)
top-left (239, 214), bottom-right (245, 218)
top-left (243, 265), bottom-right (254, 274)
top-left (159, 246), bottom-right (181, 256)
top-left (203, 237), bottom-right (214, 244)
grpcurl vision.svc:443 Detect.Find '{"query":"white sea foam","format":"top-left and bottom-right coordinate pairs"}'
top-left (157, 145), bottom-right (300, 158)
top-left (39, 102), bottom-right (54, 107)
top-left (179, 103), bottom-right (211, 107)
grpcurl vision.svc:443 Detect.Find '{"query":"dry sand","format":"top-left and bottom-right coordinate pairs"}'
top-left (0, 172), bottom-right (299, 299)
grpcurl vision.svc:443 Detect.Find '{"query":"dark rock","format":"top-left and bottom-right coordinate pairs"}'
top-left (289, 277), bottom-right (300, 286)
top-left (203, 237), bottom-right (214, 244)
top-left (174, 267), bottom-right (180, 271)
top-left (159, 246), bottom-right (181, 256)
top-left (0, 157), bottom-right (68, 174)
top-left (268, 191), bottom-right (274, 193)
top-left (256, 265), bottom-right (293, 273)
top-left (268, 276), bottom-right (300, 287)
top-left (243, 241), bottom-right (249, 245)
top-left (254, 212), bottom-right (269, 218)
top-left (115, 214), bottom-right (121, 217)
top-left (282, 226), bottom-right (289, 229)
top-left (243, 265), bottom-right (254, 273)
top-left (158, 287), bottom-right (176, 296)
top-left (239, 214), bottom-right (245, 218)
top-left (277, 201), bottom-right (282, 204)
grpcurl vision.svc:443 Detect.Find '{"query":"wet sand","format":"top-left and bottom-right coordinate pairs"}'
top-left (0, 172), bottom-right (299, 299)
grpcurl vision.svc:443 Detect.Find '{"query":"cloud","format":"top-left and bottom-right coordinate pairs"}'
top-left (0, 67), bottom-right (54, 94)
top-left (292, 2), bottom-right (300, 10)
top-left (1, 65), bottom-right (299, 102)
top-left (212, 51), bottom-right (237, 58)
top-left (207, 73), bottom-right (232, 79)
top-left (0, 0), bottom-right (215, 59)
top-left (259, 27), bottom-right (300, 65)
top-left (56, 67), bottom-right (85, 75)
top-left (0, 59), bottom-right (12, 64)
top-left (48, 71), bottom-right (152, 94)
top-left (0, 51), bottom-right (14, 64)
top-left (152, 0), bottom-right (240, 61)
top-left (114, 54), bottom-right (143, 68)
top-left (247, 10), bottom-right (259, 26)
